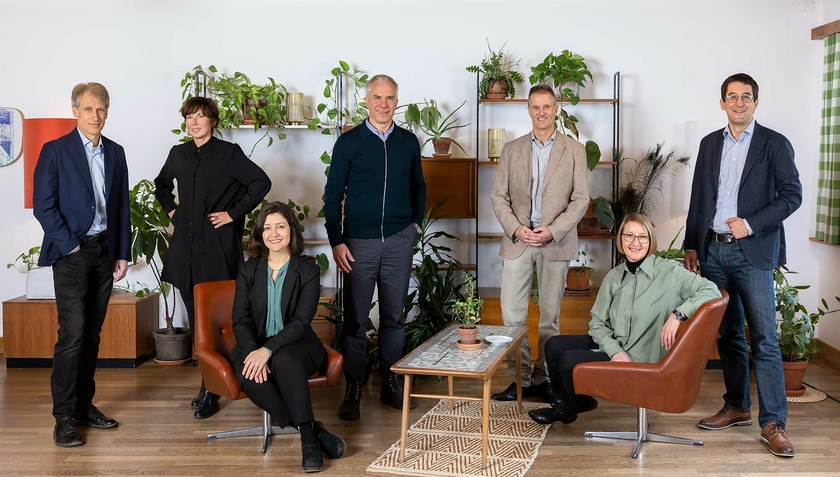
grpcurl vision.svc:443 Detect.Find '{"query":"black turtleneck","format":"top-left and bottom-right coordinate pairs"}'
top-left (626, 255), bottom-right (647, 275)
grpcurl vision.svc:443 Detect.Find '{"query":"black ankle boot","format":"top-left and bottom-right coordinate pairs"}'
top-left (191, 380), bottom-right (206, 409)
top-left (528, 398), bottom-right (578, 425)
top-left (339, 380), bottom-right (362, 421)
top-left (194, 390), bottom-right (219, 419)
top-left (380, 373), bottom-right (416, 410)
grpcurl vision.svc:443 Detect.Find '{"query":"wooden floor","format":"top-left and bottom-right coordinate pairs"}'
top-left (1, 359), bottom-right (839, 476)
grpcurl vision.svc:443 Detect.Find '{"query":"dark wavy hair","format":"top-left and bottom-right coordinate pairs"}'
top-left (246, 201), bottom-right (304, 259)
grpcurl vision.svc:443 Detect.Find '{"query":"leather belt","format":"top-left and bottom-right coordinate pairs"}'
top-left (83, 231), bottom-right (107, 245)
top-left (708, 230), bottom-right (739, 244)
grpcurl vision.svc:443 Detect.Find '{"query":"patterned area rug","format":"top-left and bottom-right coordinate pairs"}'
top-left (367, 400), bottom-right (551, 477)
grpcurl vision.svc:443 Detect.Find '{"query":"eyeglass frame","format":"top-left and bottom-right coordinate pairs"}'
top-left (620, 232), bottom-right (651, 245)
top-left (723, 93), bottom-right (755, 104)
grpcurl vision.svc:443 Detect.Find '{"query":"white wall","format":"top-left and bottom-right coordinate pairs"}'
top-left (0, 0), bottom-right (836, 344)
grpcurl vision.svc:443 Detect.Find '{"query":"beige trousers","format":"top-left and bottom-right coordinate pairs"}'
top-left (500, 246), bottom-right (569, 386)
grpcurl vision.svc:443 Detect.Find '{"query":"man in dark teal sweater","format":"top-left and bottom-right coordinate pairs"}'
top-left (324, 74), bottom-right (426, 420)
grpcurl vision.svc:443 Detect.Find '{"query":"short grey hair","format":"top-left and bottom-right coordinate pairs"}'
top-left (365, 74), bottom-right (399, 98)
top-left (71, 83), bottom-right (110, 110)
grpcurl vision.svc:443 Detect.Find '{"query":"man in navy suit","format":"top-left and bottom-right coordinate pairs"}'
top-left (33, 83), bottom-right (130, 447)
top-left (684, 73), bottom-right (801, 458)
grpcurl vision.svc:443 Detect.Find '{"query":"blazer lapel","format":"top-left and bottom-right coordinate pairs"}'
top-left (103, 137), bottom-right (115, 201)
top-left (281, 256), bottom-right (300, 324)
top-left (541, 135), bottom-right (566, 193)
top-left (253, 260), bottom-right (269, 333)
top-left (67, 132), bottom-right (94, 196)
top-left (709, 131), bottom-right (724, 199)
top-left (740, 123), bottom-right (766, 188)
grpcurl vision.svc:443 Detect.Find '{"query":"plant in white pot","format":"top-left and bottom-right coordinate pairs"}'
top-left (7, 246), bottom-right (55, 299)
top-left (451, 271), bottom-right (483, 350)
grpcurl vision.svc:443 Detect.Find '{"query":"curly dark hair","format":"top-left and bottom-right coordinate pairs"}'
top-left (246, 201), bottom-right (305, 259)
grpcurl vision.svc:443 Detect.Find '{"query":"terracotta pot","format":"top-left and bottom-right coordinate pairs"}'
top-left (566, 267), bottom-right (592, 292)
top-left (782, 359), bottom-right (809, 397)
top-left (487, 79), bottom-right (509, 99)
top-left (432, 138), bottom-right (452, 157)
top-left (342, 124), bottom-right (355, 133)
top-left (458, 326), bottom-right (479, 344)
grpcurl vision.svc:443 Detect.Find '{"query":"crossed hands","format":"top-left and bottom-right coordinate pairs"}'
top-left (242, 348), bottom-right (271, 383)
top-left (514, 225), bottom-right (554, 247)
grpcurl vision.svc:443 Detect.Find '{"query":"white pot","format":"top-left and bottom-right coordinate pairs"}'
top-left (26, 267), bottom-right (55, 300)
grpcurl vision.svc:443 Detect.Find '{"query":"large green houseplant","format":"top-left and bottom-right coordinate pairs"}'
top-left (466, 41), bottom-right (524, 99)
top-left (176, 65), bottom-right (289, 155)
top-left (402, 99), bottom-right (470, 157)
top-left (528, 50), bottom-right (593, 104)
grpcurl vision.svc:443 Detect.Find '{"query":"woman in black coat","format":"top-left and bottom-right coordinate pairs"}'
top-left (154, 96), bottom-right (270, 418)
top-left (232, 201), bottom-right (345, 472)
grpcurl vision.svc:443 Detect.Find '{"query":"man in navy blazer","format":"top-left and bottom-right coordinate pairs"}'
top-left (33, 83), bottom-right (130, 448)
top-left (684, 73), bottom-right (801, 458)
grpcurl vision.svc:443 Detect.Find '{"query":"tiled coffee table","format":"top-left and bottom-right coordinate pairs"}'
top-left (390, 323), bottom-right (528, 468)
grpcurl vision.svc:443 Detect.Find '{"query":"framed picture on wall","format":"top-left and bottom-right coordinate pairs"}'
top-left (0, 107), bottom-right (24, 167)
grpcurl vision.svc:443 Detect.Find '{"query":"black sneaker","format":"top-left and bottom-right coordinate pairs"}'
top-left (54, 416), bottom-right (85, 447)
top-left (380, 373), bottom-right (416, 410)
top-left (339, 380), bottom-right (362, 421)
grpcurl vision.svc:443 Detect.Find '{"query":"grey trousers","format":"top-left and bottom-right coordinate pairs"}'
top-left (500, 246), bottom-right (569, 386)
top-left (342, 225), bottom-right (416, 382)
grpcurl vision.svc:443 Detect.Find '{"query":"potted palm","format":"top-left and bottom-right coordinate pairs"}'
top-left (402, 99), bottom-right (470, 157)
top-left (566, 250), bottom-right (594, 296)
top-left (466, 41), bottom-right (524, 99)
top-left (774, 265), bottom-right (840, 396)
top-left (452, 271), bottom-right (483, 350)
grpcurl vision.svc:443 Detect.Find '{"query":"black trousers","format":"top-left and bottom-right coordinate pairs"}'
top-left (232, 343), bottom-right (321, 427)
top-left (342, 225), bottom-right (415, 382)
top-left (51, 239), bottom-right (113, 419)
top-left (179, 287), bottom-right (196, 345)
top-left (544, 335), bottom-right (610, 410)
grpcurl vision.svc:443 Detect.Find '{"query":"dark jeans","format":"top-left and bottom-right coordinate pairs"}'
top-left (342, 225), bottom-right (416, 382)
top-left (544, 335), bottom-right (610, 410)
top-left (232, 343), bottom-right (320, 427)
top-left (701, 240), bottom-right (787, 428)
top-left (51, 240), bottom-right (113, 419)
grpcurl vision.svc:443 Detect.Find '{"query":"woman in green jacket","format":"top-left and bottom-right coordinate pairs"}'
top-left (529, 213), bottom-right (721, 425)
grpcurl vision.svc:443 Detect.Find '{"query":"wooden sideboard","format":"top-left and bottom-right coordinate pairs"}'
top-left (2, 292), bottom-right (159, 368)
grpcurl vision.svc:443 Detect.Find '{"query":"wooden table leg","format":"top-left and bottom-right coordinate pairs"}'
top-left (514, 345), bottom-right (523, 414)
top-left (448, 375), bottom-right (454, 410)
top-left (482, 378), bottom-right (491, 469)
top-left (398, 374), bottom-right (412, 463)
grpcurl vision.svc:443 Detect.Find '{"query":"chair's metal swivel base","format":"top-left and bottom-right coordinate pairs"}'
top-left (584, 407), bottom-right (703, 459)
top-left (207, 410), bottom-right (297, 454)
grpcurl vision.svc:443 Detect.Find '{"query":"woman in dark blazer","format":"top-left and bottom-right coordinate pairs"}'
top-left (154, 96), bottom-right (271, 419)
top-left (232, 201), bottom-right (345, 473)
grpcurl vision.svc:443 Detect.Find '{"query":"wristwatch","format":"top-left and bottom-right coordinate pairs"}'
top-left (673, 309), bottom-right (688, 321)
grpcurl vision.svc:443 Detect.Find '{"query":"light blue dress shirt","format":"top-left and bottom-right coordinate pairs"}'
top-left (713, 120), bottom-right (755, 235)
top-left (365, 118), bottom-right (394, 142)
top-left (530, 131), bottom-right (556, 228)
top-left (77, 128), bottom-right (107, 235)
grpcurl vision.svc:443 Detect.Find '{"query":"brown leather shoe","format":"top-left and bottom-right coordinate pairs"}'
top-left (760, 422), bottom-right (795, 457)
top-left (697, 406), bottom-right (752, 430)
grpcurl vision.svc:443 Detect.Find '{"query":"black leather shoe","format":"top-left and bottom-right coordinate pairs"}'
top-left (315, 421), bottom-right (346, 459)
top-left (301, 444), bottom-right (324, 473)
top-left (492, 381), bottom-right (547, 401)
top-left (75, 404), bottom-right (118, 429)
top-left (578, 397), bottom-right (598, 414)
top-left (193, 391), bottom-right (219, 419)
top-left (339, 380), bottom-right (362, 421)
top-left (191, 380), bottom-right (206, 409)
top-left (54, 416), bottom-right (85, 447)
top-left (380, 373), bottom-right (416, 410)
top-left (528, 398), bottom-right (578, 425)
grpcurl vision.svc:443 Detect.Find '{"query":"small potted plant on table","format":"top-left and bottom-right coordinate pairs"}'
top-left (452, 271), bottom-right (483, 350)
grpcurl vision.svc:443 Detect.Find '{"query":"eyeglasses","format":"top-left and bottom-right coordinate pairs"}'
top-left (621, 233), bottom-right (650, 245)
top-left (724, 94), bottom-right (754, 104)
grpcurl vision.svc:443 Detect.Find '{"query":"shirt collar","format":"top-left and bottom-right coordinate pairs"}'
top-left (723, 119), bottom-right (755, 142)
top-left (365, 118), bottom-right (394, 138)
top-left (76, 127), bottom-right (102, 151)
top-left (531, 130), bottom-right (557, 147)
top-left (622, 254), bottom-right (657, 279)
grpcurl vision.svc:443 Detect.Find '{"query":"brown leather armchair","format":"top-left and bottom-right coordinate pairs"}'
top-left (572, 291), bottom-right (729, 458)
top-left (194, 279), bottom-right (343, 453)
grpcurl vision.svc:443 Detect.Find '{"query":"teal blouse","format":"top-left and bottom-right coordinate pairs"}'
top-left (265, 261), bottom-right (290, 338)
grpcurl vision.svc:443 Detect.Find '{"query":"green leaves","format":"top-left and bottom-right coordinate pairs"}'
top-left (774, 265), bottom-right (840, 361)
top-left (585, 140), bottom-right (602, 171)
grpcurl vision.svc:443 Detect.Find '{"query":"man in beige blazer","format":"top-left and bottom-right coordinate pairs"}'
top-left (490, 84), bottom-right (589, 402)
